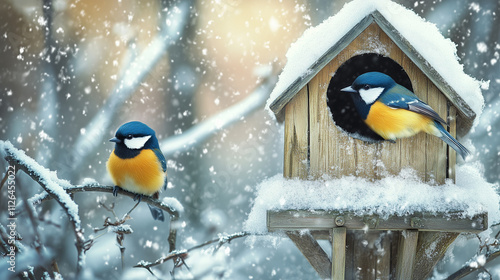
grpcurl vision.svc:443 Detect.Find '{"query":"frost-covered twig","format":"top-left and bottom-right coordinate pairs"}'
top-left (29, 182), bottom-right (182, 252)
top-left (0, 141), bottom-right (87, 274)
top-left (93, 203), bottom-right (135, 270)
top-left (69, 1), bottom-right (191, 171)
top-left (134, 231), bottom-right (254, 272)
top-left (445, 249), bottom-right (500, 279)
top-left (160, 74), bottom-right (278, 156)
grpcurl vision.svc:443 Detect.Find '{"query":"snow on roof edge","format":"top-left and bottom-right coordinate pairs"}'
top-left (266, 0), bottom-right (484, 122)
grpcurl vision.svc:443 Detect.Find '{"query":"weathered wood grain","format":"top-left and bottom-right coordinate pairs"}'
top-left (399, 55), bottom-right (428, 179)
top-left (287, 231), bottom-right (332, 279)
top-left (331, 227), bottom-right (347, 280)
top-left (448, 105), bottom-right (457, 182)
top-left (267, 210), bottom-right (488, 233)
top-left (284, 86), bottom-right (309, 179)
top-left (426, 82), bottom-right (448, 184)
top-left (395, 230), bottom-right (419, 280)
top-left (412, 231), bottom-right (460, 279)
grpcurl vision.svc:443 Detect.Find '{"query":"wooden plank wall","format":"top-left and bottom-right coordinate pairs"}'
top-left (284, 86), bottom-right (309, 179)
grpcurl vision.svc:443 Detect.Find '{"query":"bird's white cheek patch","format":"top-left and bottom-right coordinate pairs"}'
top-left (359, 87), bottom-right (384, 104)
top-left (124, 135), bottom-right (151, 149)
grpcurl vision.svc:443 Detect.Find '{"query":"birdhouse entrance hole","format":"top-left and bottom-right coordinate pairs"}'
top-left (327, 53), bottom-right (413, 142)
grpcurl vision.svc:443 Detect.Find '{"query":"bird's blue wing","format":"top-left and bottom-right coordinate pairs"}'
top-left (152, 148), bottom-right (167, 172)
top-left (153, 148), bottom-right (168, 190)
top-left (407, 102), bottom-right (447, 125)
top-left (380, 85), bottom-right (447, 125)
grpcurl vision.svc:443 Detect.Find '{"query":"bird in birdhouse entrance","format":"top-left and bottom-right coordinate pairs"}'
top-left (341, 71), bottom-right (469, 159)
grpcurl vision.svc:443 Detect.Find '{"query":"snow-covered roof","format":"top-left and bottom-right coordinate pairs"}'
top-left (267, 0), bottom-right (484, 126)
top-left (244, 164), bottom-right (499, 234)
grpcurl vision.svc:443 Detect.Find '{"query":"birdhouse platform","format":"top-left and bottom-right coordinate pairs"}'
top-left (267, 209), bottom-right (487, 279)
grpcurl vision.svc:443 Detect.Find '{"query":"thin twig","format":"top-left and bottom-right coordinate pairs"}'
top-left (480, 267), bottom-right (492, 280)
top-left (0, 168), bottom-right (11, 190)
top-left (99, 202), bottom-right (118, 220)
top-left (29, 180), bottom-right (181, 255)
top-left (123, 200), bottom-right (141, 221)
top-left (445, 250), bottom-right (500, 280)
top-left (134, 232), bottom-right (255, 271)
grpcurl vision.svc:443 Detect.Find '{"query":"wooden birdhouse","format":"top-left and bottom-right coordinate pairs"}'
top-left (263, 1), bottom-right (488, 279)
top-left (269, 14), bottom-right (481, 184)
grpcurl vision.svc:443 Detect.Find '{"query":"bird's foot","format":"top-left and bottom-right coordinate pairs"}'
top-left (133, 194), bottom-right (143, 202)
top-left (113, 186), bottom-right (121, 197)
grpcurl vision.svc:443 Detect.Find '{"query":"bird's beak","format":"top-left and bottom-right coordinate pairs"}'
top-left (341, 86), bottom-right (356, 93)
top-left (109, 137), bottom-right (121, 143)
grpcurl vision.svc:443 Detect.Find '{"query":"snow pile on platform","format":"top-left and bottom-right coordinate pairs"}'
top-left (267, 0), bottom-right (484, 118)
top-left (244, 164), bottom-right (499, 234)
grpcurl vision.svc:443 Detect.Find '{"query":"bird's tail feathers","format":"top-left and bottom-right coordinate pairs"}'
top-left (148, 204), bottom-right (165, 221)
top-left (435, 122), bottom-right (469, 160)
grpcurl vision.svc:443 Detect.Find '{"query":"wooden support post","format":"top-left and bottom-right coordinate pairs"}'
top-left (396, 230), bottom-right (419, 280)
top-left (286, 231), bottom-right (332, 279)
top-left (268, 210), bottom-right (487, 279)
top-left (331, 227), bottom-right (347, 280)
top-left (412, 232), bottom-right (459, 279)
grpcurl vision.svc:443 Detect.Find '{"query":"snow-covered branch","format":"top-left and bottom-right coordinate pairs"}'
top-left (160, 74), bottom-right (278, 156)
top-left (29, 182), bottom-right (182, 220)
top-left (1, 140), bottom-right (87, 274)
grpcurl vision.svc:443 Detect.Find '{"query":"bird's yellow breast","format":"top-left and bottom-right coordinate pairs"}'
top-left (365, 101), bottom-right (436, 140)
top-left (107, 149), bottom-right (166, 196)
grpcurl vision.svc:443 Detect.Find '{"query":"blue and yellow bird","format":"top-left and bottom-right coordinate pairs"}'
top-left (341, 72), bottom-right (469, 159)
top-left (107, 121), bottom-right (167, 221)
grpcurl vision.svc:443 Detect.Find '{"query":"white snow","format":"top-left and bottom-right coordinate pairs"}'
top-left (162, 197), bottom-right (185, 213)
top-left (0, 140), bottom-right (81, 227)
top-left (108, 224), bottom-right (133, 234)
top-left (244, 164), bottom-right (499, 234)
top-left (267, 0), bottom-right (484, 120)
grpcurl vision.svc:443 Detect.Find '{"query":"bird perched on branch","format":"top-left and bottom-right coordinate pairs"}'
top-left (107, 121), bottom-right (167, 221)
top-left (341, 72), bottom-right (469, 159)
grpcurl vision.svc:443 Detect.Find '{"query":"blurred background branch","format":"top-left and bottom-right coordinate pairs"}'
top-left (68, 1), bottom-right (191, 173)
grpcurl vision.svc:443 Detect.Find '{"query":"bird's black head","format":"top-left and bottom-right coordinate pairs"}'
top-left (110, 121), bottom-right (159, 158)
top-left (341, 72), bottom-right (397, 119)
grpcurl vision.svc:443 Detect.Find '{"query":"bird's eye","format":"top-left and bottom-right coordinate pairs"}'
top-left (363, 85), bottom-right (371, 90)
top-left (126, 135), bottom-right (133, 139)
